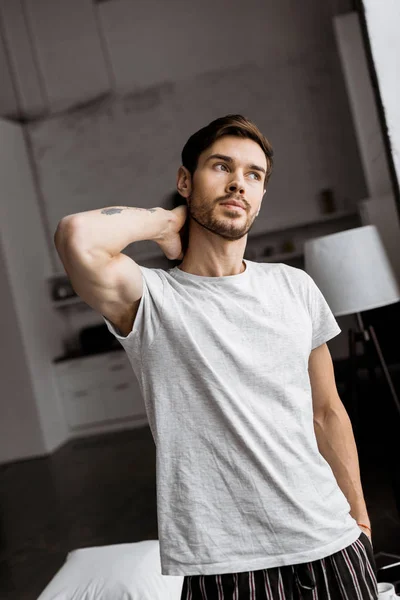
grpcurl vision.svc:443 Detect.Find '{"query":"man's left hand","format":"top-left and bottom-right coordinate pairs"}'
top-left (359, 525), bottom-right (372, 544)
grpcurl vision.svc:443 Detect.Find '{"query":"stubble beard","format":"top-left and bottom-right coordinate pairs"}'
top-left (187, 192), bottom-right (257, 241)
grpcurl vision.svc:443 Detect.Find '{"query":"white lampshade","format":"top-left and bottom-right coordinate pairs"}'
top-left (304, 225), bottom-right (400, 317)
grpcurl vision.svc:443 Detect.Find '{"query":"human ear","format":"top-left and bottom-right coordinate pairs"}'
top-left (176, 166), bottom-right (192, 199)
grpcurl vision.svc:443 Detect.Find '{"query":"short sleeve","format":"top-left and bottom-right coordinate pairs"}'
top-left (102, 266), bottom-right (165, 360)
top-left (304, 272), bottom-right (341, 350)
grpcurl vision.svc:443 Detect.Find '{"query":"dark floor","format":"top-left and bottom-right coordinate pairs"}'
top-left (1, 365), bottom-right (400, 600)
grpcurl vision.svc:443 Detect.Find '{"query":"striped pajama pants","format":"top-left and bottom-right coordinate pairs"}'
top-left (180, 531), bottom-right (378, 599)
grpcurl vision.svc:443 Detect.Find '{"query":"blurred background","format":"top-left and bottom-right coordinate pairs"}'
top-left (0, 0), bottom-right (399, 598)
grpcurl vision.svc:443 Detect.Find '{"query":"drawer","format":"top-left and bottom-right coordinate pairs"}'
top-left (102, 379), bottom-right (146, 422)
top-left (55, 354), bottom-right (136, 391)
top-left (61, 386), bottom-right (108, 428)
top-left (60, 378), bottom-right (145, 429)
top-left (55, 350), bottom-right (130, 376)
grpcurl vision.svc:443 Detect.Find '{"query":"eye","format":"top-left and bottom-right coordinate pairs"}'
top-left (214, 163), bottom-right (261, 181)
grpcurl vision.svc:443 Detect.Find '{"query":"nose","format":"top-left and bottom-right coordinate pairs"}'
top-left (226, 176), bottom-right (245, 196)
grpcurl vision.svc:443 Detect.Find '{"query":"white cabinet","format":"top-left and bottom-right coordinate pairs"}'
top-left (54, 351), bottom-right (147, 432)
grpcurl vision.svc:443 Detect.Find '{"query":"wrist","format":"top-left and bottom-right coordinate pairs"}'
top-left (352, 512), bottom-right (370, 528)
top-left (153, 208), bottom-right (172, 243)
top-left (357, 522), bottom-right (372, 534)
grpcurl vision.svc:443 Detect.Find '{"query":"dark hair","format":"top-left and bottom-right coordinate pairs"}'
top-left (181, 114), bottom-right (274, 183)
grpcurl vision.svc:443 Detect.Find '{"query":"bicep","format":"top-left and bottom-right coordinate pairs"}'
top-left (56, 234), bottom-right (143, 331)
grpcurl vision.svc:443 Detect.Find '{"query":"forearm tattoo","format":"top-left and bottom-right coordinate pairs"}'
top-left (101, 207), bottom-right (158, 215)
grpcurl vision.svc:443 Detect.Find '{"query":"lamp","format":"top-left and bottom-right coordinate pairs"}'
top-left (304, 225), bottom-right (400, 514)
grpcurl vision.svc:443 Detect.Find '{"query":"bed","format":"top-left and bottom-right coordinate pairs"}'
top-left (37, 539), bottom-right (184, 600)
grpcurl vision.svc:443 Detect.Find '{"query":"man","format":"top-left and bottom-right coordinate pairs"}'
top-left (54, 115), bottom-right (378, 599)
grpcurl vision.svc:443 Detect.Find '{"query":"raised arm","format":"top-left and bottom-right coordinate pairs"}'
top-left (54, 205), bottom-right (187, 336)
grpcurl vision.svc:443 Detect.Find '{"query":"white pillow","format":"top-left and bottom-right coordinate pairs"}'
top-left (37, 540), bottom-right (183, 600)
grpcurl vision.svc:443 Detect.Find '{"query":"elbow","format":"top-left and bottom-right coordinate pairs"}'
top-left (314, 404), bottom-right (350, 431)
top-left (54, 215), bottom-right (82, 250)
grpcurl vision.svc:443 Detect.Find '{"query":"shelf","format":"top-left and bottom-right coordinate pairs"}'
top-left (258, 250), bottom-right (304, 263)
top-left (52, 295), bottom-right (87, 308)
top-left (248, 209), bottom-right (359, 240)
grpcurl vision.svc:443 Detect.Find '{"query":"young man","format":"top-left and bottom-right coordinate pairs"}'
top-left (54, 115), bottom-right (378, 599)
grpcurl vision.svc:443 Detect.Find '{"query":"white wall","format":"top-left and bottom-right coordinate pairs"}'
top-left (334, 11), bottom-right (400, 282)
top-left (0, 21), bottom-right (18, 118)
top-left (0, 0), bottom-right (47, 118)
top-left (98, 0), bottom-right (354, 92)
top-left (24, 0), bottom-right (112, 113)
top-left (0, 238), bottom-right (44, 462)
top-left (0, 0), bottom-right (112, 118)
top-left (362, 0), bottom-right (400, 193)
top-left (333, 13), bottom-right (392, 197)
top-left (0, 119), bottom-right (68, 463)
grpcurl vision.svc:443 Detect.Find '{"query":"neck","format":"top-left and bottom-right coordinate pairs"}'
top-left (178, 255), bottom-right (246, 277)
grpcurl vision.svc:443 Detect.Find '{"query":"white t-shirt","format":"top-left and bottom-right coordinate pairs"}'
top-left (103, 259), bottom-right (361, 576)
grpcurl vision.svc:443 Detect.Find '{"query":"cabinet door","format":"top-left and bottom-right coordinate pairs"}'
top-left (102, 379), bottom-right (146, 422)
top-left (60, 386), bottom-right (107, 429)
top-left (61, 381), bottom-right (146, 429)
top-left (55, 351), bottom-right (146, 430)
top-left (56, 351), bottom-right (134, 391)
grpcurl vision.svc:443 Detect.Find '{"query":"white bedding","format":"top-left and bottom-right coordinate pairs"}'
top-left (37, 539), bottom-right (183, 600)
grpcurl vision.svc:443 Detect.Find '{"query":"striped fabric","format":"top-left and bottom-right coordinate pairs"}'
top-left (180, 531), bottom-right (378, 599)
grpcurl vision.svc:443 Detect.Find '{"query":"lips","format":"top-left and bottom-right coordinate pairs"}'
top-left (220, 199), bottom-right (245, 210)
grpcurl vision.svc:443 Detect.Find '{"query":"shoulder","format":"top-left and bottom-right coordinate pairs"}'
top-left (247, 261), bottom-right (313, 299)
top-left (263, 262), bottom-right (311, 288)
top-left (247, 259), bottom-right (307, 283)
top-left (135, 266), bottom-right (170, 299)
top-left (281, 263), bottom-right (309, 280)
top-left (138, 265), bottom-right (168, 283)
